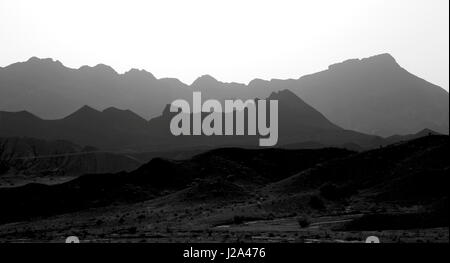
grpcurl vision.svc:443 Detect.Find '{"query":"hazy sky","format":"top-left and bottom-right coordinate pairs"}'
top-left (1, 0), bottom-right (449, 90)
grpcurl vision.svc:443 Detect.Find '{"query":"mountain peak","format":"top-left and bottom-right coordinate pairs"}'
top-left (249, 78), bottom-right (268, 87)
top-left (26, 57), bottom-right (64, 67)
top-left (268, 89), bottom-right (298, 100)
top-left (63, 105), bottom-right (101, 121)
top-left (27, 56), bottom-right (42, 62)
top-left (362, 53), bottom-right (398, 65)
top-left (124, 68), bottom-right (156, 80)
top-left (79, 64), bottom-right (118, 75)
top-left (328, 53), bottom-right (399, 71)
top-left (94, 64), bottom-right (117, 74)
top-left (191, 75), bottom-right (219, 87)
top-left (70, 105), bottom-right (100, 115)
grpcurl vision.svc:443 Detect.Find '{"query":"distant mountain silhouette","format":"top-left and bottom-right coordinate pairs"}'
top-left (0, 90), bottom-right (386, 151)
top-left (1, 54), bottom-right (447, 137)
top-left (147, 89), bottom-right (389, 150)
top-left (134, 89), bottom-right (385, 150)
top-left (270, 90), bottom-right (383, 148)
top-left (292, 54), bottom-right (449, 136)
top-left (0, 106), bottom-right (154, 150)
top-left (0, 57), bottom-right (191, 120)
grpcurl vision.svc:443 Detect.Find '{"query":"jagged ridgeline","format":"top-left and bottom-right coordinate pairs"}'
top-left (0, 54), bottom-right (448, 138)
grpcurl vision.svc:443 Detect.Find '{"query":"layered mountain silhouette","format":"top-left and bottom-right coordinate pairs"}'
top-left (0, 57), bottom-right (191, 121)
top-left (0, 106), bottom-right (151, 150)
top-left (1, 54), bottom-right (448, 137)
top-left (0, 90), bottom-right (385, 151)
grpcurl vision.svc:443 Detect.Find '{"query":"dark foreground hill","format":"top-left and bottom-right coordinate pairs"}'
top-left (268, 135), bottom-right (448, 204)
top-left (0, 135), bottom-right (447, 230)
top-left (0, 147), bottom-right (353, 224)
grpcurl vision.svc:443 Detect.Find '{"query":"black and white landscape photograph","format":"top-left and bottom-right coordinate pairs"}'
top-left (0, 0), bottom-right (448, 245)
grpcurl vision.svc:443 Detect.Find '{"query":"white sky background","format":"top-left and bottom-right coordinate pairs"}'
top-left (0, 0), bottom-right (449, 90)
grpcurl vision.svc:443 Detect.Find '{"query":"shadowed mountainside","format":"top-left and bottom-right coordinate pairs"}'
top-left (0, 90), bottom-right (385, 151)
top-left (0, 135), bottom-right (447, 226)
top-left (268, 135), bottom-right (448, 204)
top-left (0, 147), bottom-right (354, 224)
top-left (0, 137), bottom-right (142, 187)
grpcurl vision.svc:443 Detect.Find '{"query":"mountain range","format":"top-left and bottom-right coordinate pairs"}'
top-left (0, 53), bottom-right (448, 243)
top-left (0, 89), bottom-right (387, 151)
top-left (1, 54), bottom-right (448, 137)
